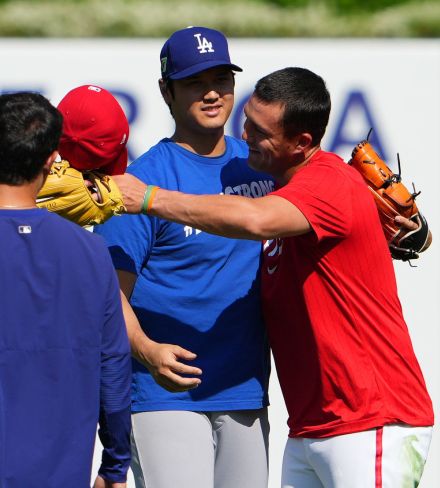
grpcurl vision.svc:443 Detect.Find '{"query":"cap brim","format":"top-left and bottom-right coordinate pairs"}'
top-left (168, 60), bottom-right (243, 80)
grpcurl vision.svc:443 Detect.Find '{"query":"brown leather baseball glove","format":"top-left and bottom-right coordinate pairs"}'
top-left (349, 140), bottom-right (430, 261)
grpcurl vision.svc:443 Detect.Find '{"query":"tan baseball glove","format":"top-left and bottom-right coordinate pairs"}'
top-left (36, 160), bottom-right (126, 227)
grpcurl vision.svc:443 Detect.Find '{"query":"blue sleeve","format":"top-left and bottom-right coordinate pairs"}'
top-left (95, 211), bottom-right (159, 275)
top-left (97, 254), bottom-right (132, 482)
top-left (95, 154), bottom-right (169, 275)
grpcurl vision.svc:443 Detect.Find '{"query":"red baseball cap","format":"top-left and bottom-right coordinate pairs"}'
top-left (57, 85), bottom-right (129, 175)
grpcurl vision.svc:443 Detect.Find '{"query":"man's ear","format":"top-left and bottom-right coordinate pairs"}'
top-left (288, 132), bottom-right (313, 159)
top-left (159, 78), bottom-right (172, 105)
top-left (295, 133), bottom-right (313, 153)
top-left (37, 150), bottom-right (58, 190)
top-left (43, 150), bottom-right (58, 173)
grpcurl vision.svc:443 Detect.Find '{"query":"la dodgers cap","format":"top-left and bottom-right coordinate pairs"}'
top-left (57, 85), bottom-right (129, 175)
top-left (160, 26), bottom-right (243, 80)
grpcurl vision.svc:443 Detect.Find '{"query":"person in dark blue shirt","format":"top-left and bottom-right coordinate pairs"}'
top-left (0, 92), bottom-right (131, 488)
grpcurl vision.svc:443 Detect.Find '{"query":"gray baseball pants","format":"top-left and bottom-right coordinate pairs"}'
top-left (131, 408), bottom-right (269, 488)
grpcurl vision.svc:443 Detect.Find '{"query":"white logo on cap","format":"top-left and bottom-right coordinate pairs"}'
top-left (194, 33), bottom-right (214, 54)
top-left (120, 134), bottom-right (127, 145)
top-left (88, 86), bottom-right (101, 92)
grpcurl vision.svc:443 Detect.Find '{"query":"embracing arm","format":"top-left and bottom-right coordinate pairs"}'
top-left (113, 173), bottom-right (431, 249)
top-left (113, 173), bottom-right (310, 240)
top-left (118, 270), bottom-right (202, 392)
top-left (151, 190), bottom-right (311, 239)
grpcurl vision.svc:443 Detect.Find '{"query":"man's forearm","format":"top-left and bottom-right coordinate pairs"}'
top-left (114, 173), bottom-right (310, 240)
top-left (114, 173), bottom-right (264, 239)
top-left (119, 290), bottom-right (202, 392)
top-left (151, 189), bottom-right (268, 240)
top-left (120, 290), bottom-right (156, 364)
top-left (118, 273), bottom-right (159, 366)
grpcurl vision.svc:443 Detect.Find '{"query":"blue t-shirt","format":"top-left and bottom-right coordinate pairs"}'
top-left (0, 208), bottom-right (131, 487)
top-left (96, 136), bottom-right (274, 412)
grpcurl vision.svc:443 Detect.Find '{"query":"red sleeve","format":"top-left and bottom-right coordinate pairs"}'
top-left (272, 160), bottom-right (352, 242)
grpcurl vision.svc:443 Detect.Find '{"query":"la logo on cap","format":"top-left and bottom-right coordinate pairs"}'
top-left (160, 26), bottom-right (242, 80)
top-left (88, 86), bottom-right (101, 92)
top-left (194, 33), bottom-right (214, 54)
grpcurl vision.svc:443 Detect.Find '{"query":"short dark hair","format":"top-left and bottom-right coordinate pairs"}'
top-left (0, 92), bottom-right (63, 185)
top-left (254, 67), bottom-right (331, 145)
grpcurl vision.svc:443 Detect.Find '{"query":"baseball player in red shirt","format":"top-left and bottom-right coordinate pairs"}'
top-left (113, 66), bottom-right (433, 487)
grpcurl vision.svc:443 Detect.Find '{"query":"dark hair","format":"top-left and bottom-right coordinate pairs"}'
top-left (254, 67), bottom-right (331, 145)
top-left (0, 92), bottom-right (63, 185)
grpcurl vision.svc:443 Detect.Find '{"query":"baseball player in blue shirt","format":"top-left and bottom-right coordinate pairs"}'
top-left (96, 26), bottom-right (272, 488)
top-left (0, 92), bottom-right (131, 488)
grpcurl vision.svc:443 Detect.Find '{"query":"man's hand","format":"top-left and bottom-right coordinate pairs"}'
top-left (395, 215), bottom-right (432, 252)
top-left (118, 282), bottom-right (202, 393)
top-left (112, 173), bottom-right (147, 214)
top-left (394, 215), bottom-right (417, 231)
top-left (134, 339), bottom-right (202, 392)
top-left (93, 475), bottom-right (126, 488)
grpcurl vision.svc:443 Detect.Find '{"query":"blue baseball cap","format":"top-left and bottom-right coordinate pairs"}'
top-left (160, 26), bottom-right (242, 80)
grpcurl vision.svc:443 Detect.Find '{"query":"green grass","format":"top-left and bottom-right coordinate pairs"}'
top-left (0, 0), bottom-right (439, 37)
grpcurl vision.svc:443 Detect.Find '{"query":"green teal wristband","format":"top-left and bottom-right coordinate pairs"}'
top-left (141, 185), bottom-right (154, 214)
top-left (141, 185), bottom-right (159, 214)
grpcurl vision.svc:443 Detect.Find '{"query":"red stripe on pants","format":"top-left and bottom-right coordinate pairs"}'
top-left (375, 427), bottom-right (383, 487)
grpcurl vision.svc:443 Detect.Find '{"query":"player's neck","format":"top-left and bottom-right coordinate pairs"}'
top-left (0, 178), bottom-right (42, 209)
top-left (278, 145), bottom-right (321, 186)
top-left (172, 128), bottom-right (226, 157)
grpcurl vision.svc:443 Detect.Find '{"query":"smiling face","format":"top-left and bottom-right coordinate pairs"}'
top-left (242, 94), bottom-right (303, 180)
top-left (162, 66), bottom-right (235, 140)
